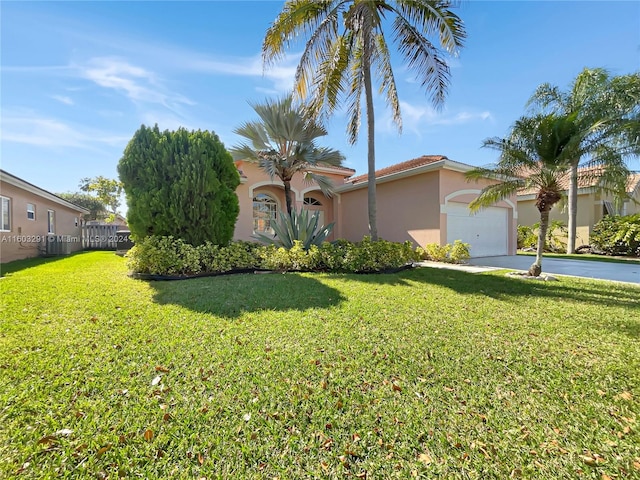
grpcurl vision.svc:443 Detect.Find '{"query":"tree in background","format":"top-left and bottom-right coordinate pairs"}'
top-left (263, 0), bottom-right (466, 240)
top-left (230, 95), bottom-right (345, 215)
top-left (57, 192), bottom-right (108, 221)
top-left (466, 113), bottom-right (589, 276)
top-left (527, 68), bottom-right (640, 253)
top-left (79, 176), bottom-right (124, 215)
top-left (118, 125), bottom-right (240, 246)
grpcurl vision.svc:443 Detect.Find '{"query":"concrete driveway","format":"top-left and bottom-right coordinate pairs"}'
top-left (467, 255), bottom-right (640, 284)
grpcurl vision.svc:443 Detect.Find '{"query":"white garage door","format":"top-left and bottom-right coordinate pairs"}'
top-left (446, 202), bottom-right (508, 257)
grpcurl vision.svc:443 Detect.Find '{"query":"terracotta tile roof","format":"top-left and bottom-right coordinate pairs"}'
top-left (348, 155), bottom-right (448, 184)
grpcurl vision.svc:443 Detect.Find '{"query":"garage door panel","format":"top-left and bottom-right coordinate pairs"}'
top-left (446, 202), bottom-right (508, 257)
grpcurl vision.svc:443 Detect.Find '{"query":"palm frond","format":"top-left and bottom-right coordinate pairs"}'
top-left (303, 172), bottom-right (335, 197)
top-left (372, 33), bottom-right (401, 131)
top-left (392, 14), bottom-right (450, 108)
top-left (467, 180), bottom-right (522, 212)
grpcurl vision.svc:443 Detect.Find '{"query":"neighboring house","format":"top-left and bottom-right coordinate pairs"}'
top-left (234, 155), bottom-right (518, 257)
top-left (0, 170), bottom-right (89, 263)
top-left (517, 170), bottom-right (640, 247)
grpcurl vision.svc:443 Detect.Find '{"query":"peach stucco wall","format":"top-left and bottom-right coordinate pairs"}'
top-left (336, 167), bottom-right (517, 254)
top-left (336, 170), bottom-right (441, 245)
top-left (1, 181), bottom-right (85, 263)
top-left (233, 162), bottom-right (348, 241)
top-left (234, 162), bottom-right (517, 255)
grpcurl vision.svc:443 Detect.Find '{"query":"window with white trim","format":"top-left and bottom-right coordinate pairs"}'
top-left (253, 193), bottom-right (277, 234)
top-left (47, 210), bottom-right (55, 234)
top-left (303, 196), bottom-right (322, 206)
top-left (1, 196), bottom-right (10, 231)
top-left (27, 203), bottom-right (36, 220)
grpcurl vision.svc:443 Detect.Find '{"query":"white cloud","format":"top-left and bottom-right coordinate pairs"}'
top-left (380, 101), bottom-right (493, 135)
top-left (76, 56), bottom-right (195, 109)
top-left (180, 52), bottom-right (299, 93)
top-left (1, 110), bottom-right (129, 149)
top-left (51, 94), bottom-right (74, 105)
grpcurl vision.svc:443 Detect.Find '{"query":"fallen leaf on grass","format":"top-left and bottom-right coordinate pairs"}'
top-left (617, 391), bottom-right (633, 401)
top-left (37, 435), bottom-right (57, 445)
top-left (96, 444), bottom-right (112, 458)
top-left (155, 366), bottom-right (170, 373)
top-left (151, 375), bottom-right (161, 386)
top-left (143, 429), bottom-right (154, 441)
top-left (56, 429), bottom-right (73, 436)
top-left (418, 453), bottom-right (432, 465)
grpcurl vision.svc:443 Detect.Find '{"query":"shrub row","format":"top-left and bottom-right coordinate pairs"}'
top-left (416, 240), bottom-right (471, 263)
top-left (126, 236), bottom-right (422, 276)
top-left (590, 214), bottom-right (640, 256)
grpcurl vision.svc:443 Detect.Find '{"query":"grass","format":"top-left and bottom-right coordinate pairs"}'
top-left (1, 251), bottom-right (639, 479)
top-left (517, 250), bottom-right (640, 264)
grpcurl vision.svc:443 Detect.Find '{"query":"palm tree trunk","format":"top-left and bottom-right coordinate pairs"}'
top-left (530, 209), bottom-right (550, 276)
top-left (363, 43), bottom-right (378, 241)
top-left (566, 162), bottom-right (578, 253)
top-left (284, 181), bottom-right (294, 216)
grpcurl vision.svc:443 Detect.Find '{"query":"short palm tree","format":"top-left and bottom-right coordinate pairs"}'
top-left (527, 68), bottom-right (640, 253)
top-left (230, 95), bottom-right (345, 215)
top-left (466, 114), bottom-right (585, 276)
top-left (263, 0), bottom-right (466, 240)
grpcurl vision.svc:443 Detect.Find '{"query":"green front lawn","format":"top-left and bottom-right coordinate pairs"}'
top-left (1, 252), bottom-right (638, 479)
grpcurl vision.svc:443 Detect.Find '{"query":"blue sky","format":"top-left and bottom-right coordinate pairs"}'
top-left (1, 0), bottom-right (639, 200)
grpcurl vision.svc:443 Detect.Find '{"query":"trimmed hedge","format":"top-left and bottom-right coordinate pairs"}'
top-left (126, 236), bottom-right (419, 276)
top-left (590, 214), bottom-right (640, 256)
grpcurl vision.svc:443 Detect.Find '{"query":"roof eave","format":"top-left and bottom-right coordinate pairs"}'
top-left (1, 169), bottom-right (91, 214)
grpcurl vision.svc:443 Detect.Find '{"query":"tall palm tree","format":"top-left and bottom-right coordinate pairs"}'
top-left (230, 95), bottom-right (345, 215)
top-left (263, 0), bottom-right (466, 240)
top-left (466, 114), bottom-right (587, 276)
top-left (527, 68), bottom-right (640, 253)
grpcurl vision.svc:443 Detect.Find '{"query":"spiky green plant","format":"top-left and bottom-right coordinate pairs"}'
top-left (253, 209), bottom-right (334, 250)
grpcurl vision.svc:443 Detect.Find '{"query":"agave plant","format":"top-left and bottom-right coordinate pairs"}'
top-left (253, 208), bottom-right (334, 250)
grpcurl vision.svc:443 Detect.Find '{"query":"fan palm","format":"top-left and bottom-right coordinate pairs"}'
top-left (466, 113), bottom-right (587, 276)
top-left (230, 95), bottom-right (345, 215)
top-left (527, 68), bottom-right (640, 253)
top-left (263, 0), bottom-right (466, 240)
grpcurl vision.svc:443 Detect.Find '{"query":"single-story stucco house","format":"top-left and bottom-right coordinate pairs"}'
top-left (517, 170), bottom-right (640, 247)
top-left (234, 155), bottom-right (518, 257)
top-left (0, 170), bottom-right (89, 263)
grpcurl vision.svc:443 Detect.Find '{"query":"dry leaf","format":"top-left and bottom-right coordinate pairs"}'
top-left (392, 383), bottom-right (402, 392)
top-left (144, 429), bottom-right (154, 441)
top-left (163, 413), bottom-right (172, 422)
top-left (243, 413), bottom-right (251, 422)
top-left (96, 444), bottom-right (112, 458)
top-left (56, 429), bottom-right (73, 436)
top-left (155, 366), bottom-right (170, 373)
top-left (151, 375), bottom-right (161, 386)
top-left (37, 435), bottom-right (57, 445)
top-left (617, 391), bottom-right (633, 401)
top-left (633, 460), bottom-right (640, 470)
top-left (198, 453), bottom-right (204, 465)
top-left (418, 453), bottom-right (432, 465)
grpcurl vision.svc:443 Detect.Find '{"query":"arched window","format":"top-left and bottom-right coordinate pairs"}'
top-left (253, 193), bottom-right (277, 234)
top-left (303, 196), bottom-right (322, 206)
